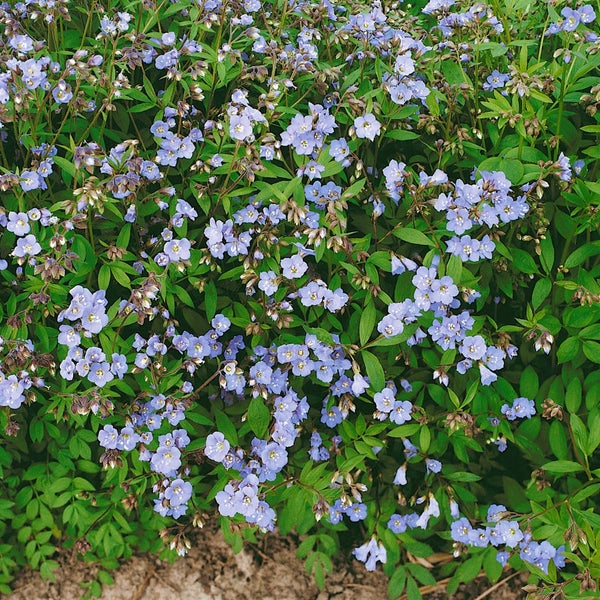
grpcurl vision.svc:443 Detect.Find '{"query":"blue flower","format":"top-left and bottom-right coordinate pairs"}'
top-left (211, 314), bottom-right (231, 336)
top-left (459, 335), bottom-right (487, 360)
top-left (353, 538), bottom-right (387, 571)
top-left (98, 424), bottom-right (119, 449)
top-left (346, 502), bottom-right (367, 522)
top-left (393, 464), bottom-right (407, 485)
top-left (579, 5), bottom-right (596, 24)
top-left (561, 7), bottom-right (580, 31)
top-left (117, 426), bottom-right (139, 451)
top-left (425, 458), bottom-right (442, 474)
top-left (19, 171), bottom-right (43, 192)
top-left (13, 234), bottom-right (41, 257)
top-left (494, 520), bottom-right (523, 548)
top-left (483, 70), bottom-right (509, 92)
top-left (388, 513), bottom-right (408, 533)
top-left (164, 478), bottom-right (193, 507)
top-left (354, 113), bottom-right (381, 141)
top-left (151, 445), bottom-right (182, 475)
top-left (87, 361), bottom-right (113, 387)
top-left (321, 405), bottom-right (343, 427)
top-left (327, 499), bottom-right (345, 524)
top-left (281, 255), bottom-right (308, 279)
top-left (80, 305), bottom-right (108, 335)
top-left (205, 431), bottom-right (231, 462)
top-left (52, 80), bottom-right (73, 103)
top-left (486, 504), bottom-right (507, 523)
top-left (501, 397), bottom-right (536, 420)
top-left (390, 401), bottom-right (412, 425)
top-left (451, 518), bottom-right (473, 543)
top-left (260, 442), bottom-right (288, 471)
top-left (7, 212), bottom-right (30, 236)
top-left (403, 438), bottom-right (418, 459)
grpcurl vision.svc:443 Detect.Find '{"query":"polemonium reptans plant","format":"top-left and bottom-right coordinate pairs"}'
top-left (0, 0), bottom-right (598, 597)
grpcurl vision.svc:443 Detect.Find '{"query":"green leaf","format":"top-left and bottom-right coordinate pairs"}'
top-left (511, 248), bottom-right (539, 274)
top-left (247, 397), bottom-right (270, 438)
top-left (205, 280), bottom-right (218, 321)
top-left (586, 410), bottom-right (600, 454)
top-left (360, 298), bottom-right (377, 346)
top-left (539, 236), bottom-right (555, 274)
top-left (532, 278), bottom-right (552, 310)
top-left (303, 327), bottom-right (335, 346)
top-left (477, 157), bottom-right (524, 184)
top-left (116, 224), bottom-right (131, 248)
top-left (361, 350), bottom-right (385, 391)
top-left (407, 563), bottom-right (436, 586)
top-left (393, 228), bottom-right (435, 247)
top-left (571, 483), bottom-right (600, 504)
top-left (483, 547), bottom-right (503, 582)
top-left (388, 424), bottom-right (420, 438)
top-left (446, 254), bottom-right (463, 284)
top-left (419, 425), bottom-right (431, 454)
top-left (542, 460), bottom-right (585, 474)
top-left (98, 264), bottom-right (111, 290)
top-left (564, 306), bottom-right (600, 328)
top-left (110, 266), bottom-right (130, 287)
top-left (53, 156), bottom-right (76, 179)
top-left (388, 566), bottom-right (406, 599)
top-left (296, 535), bottom-right (316, 559)
top-left (405, 575), bottom-right (422, 600)
top-left (385, 129), bottom-right (419, 141)
top-left (426, 89), bottom-right (440, 116)
top-left (458, 554), bottom-right (483, 582)
top-left (519, 365), bottom-right (539, 399)
top-left (579, 324), bottom-right (600, 340)
top-left (565, 377), bottom-right (582, 413)
top-left (343, 178), bottom-right (366, 200)
top-left (172, 285), bottom-right (195, 308)
top-left (441, 60), bottom-right (469, 86)
top-left (557, 337), bottom-right (580, 364)
top-left (445, 471), bottom-right (481, 482)
top-left (214, 410), bottom-right (238, 445)
top-left (403, 540), bottom-right (433, 558)
top-left (549, 421), bottom-right (568, 460)
top-left (570, 414), bottom-right (589, 459)
top-left (564, 241), bottom-right (600, 269)
top-left (529, 88), bottom-right (552, 103)
top-left (583, 340), bottom-right (600, 364)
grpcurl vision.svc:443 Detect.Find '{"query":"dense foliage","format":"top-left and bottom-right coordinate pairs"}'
top-left (0, 0), bottom-right (600, 597)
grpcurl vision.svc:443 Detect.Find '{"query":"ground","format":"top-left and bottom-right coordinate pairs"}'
top-left (8, 524), bottom-right (528, 599)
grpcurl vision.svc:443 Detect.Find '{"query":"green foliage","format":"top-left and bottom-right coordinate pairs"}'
top-left (0, 0), bottom-right (600, 598)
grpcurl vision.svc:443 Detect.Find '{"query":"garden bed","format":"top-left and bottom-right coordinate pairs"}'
top-left (9, 525), bottom-right (528, 600)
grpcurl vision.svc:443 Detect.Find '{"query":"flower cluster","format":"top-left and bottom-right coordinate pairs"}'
top-left (57, 287), bottom-right (126, 387)
top-left (435, 171), bottom-right (529, 256)
top-left (352, 538), bottom-right (387, 571)
top-left (1, 0), bottom-right (595, 590)
top-left (376, 253), bottom-right (515, 386)
top-left (295, 279), bottom-right (349, 313)
top-left (546, 5), bottom-right (596, 36)
top-left (153, 108), bottom-right (203, 168)
top-left (500, 397), bottom-right (536, 421)
top-left (0, 340), bottom-right (38, 410)
top-left (280, 103), bottom-right (335, 156)
top-left (228, 89), bottom-right (267, 144)
top-left (451, 505), bottom-right (565, 575)
top-left (373, 384), bottom-right (413, 424)
top-left (388, 491), bottom-right (442, 532)
top-left (437, 3), bottom-right (503, 40)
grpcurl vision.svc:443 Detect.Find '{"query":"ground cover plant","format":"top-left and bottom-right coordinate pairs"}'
top-left (0, 0), bottom-right (600, 597)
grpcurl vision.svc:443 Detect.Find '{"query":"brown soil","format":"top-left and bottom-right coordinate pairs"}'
top-left (7, 525), bottom-right (527, 600)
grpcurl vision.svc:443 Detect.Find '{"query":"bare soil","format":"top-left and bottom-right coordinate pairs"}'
top-left (7, 525), bottom-right (527, 600)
